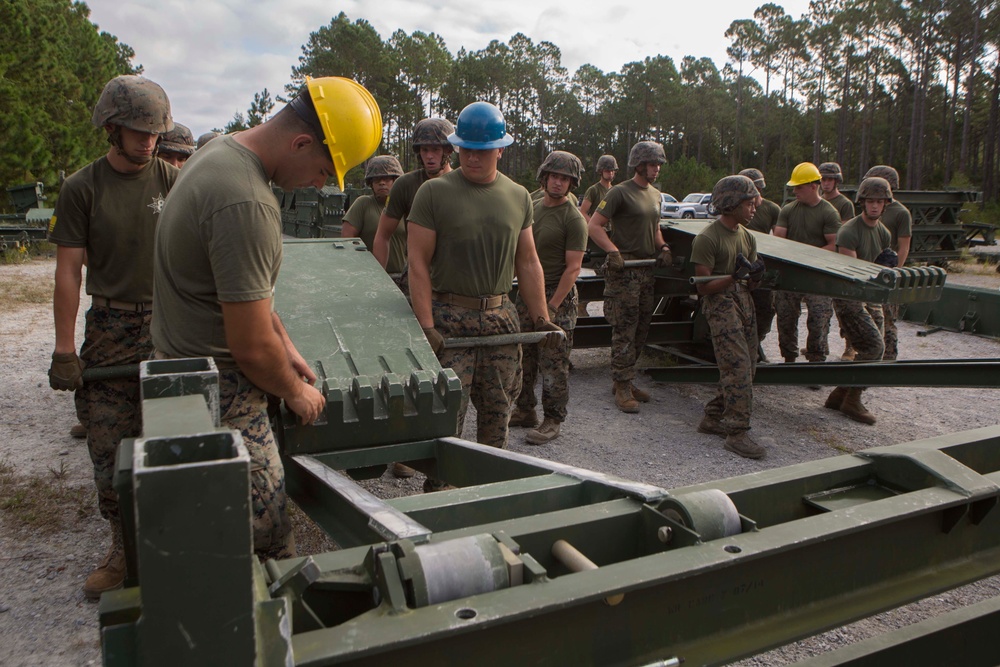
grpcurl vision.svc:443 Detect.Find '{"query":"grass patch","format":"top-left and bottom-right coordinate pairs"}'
top-left (0, 269), bottom-right (53, 313)
top-left (0, 458), bottom-right (95, 535)
top-left (0, 240), bottom-right (53, 265)
top-left (947, 255), bottom-right (999, 276)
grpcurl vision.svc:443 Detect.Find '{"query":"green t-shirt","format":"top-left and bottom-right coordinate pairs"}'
top-left (744, 198), bottom-right (780, 233)
top-left (48, 156), bottom-right (178, 302)
top-left (152, 135), bottom-right (282, 368)
top-left (776, 199), bottom-right (842, 248)
top-left (409, 169), bottom-right (532, 296)
top-left (880, 200), bottom-right (913, 250)
top-left (532, 198), bottom-right (588, 285)
top-left (691, 218), bottom-right (759, 275)
top-left (836, 215), bottom-right (891, 263)
top-left (583, 181), bottom-right (611, 211)
top-left (827, 193), bottom-right (856, 221)
top-left (595, 179), bottom-right (661, 257)
top-left (531, 188), bottom-right (577, 206)
top-left (384, 168), bottom-right (429, 222)
top-left (343, 194), bottom-right (406, 273)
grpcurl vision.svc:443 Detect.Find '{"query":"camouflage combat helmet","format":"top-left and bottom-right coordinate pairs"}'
top-left (158, 123), bottom-right (195, 156)
top-left (197, 131), bottom-right (220, 149)
top-left (537, 150), bottom-right (582, 188)
top-left (91, 75), bottom-right (173, 134)
top-left (819, 162), bottom-right (843, 182)
top-left (596, 155), bottom-right (619, 174)
top-left (712, 175), bottom-right (760, 214)
top-left (864, 165), bottom-right (900, 191)
top-left (412, 118), bottom-right (455, 150)
top-left (627, 141), bottom-right (666, 169)
top-left (364, 155), bottom-right (404, 186)
top-left (856, 176), bottom-right (893, 203)
top-left (738, 168), bottom-right (766, 191)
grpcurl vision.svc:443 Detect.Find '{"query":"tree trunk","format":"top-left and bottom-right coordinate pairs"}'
top-left (959, 3), bottom-right (982, 175)
top-left (982, 60), bottom-right (1000, 202)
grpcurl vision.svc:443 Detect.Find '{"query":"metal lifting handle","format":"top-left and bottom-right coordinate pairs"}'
top-left (444, 330), bottom-right (566, 349)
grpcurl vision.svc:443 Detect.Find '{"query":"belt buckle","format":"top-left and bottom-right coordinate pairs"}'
top-left (480, 296), bottom-right (489, 310)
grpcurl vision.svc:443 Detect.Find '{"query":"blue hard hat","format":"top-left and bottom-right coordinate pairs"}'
top-left (448, 101), bottom-right (514, 149)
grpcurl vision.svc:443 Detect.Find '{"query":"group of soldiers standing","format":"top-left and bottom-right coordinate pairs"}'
top-left (43, 71), bottom-right (912, 602)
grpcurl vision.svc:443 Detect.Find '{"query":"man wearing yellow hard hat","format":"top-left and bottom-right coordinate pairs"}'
top-left (151, 76), bottom-right (382, 561)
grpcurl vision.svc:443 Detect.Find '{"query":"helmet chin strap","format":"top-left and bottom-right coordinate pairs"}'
top-left (108, 126), bottom-right (153, 166)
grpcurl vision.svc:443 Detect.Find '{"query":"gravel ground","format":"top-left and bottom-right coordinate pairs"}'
top-left (1, 255), bottom-right (998, 666)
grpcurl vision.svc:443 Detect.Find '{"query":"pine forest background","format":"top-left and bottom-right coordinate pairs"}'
top-left (3, 0), bottom-right (1000, 221)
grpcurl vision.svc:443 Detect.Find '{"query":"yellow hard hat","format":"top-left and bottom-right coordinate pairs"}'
top-left (786, 162), bottom-right (822, 187)
top-left (304, 76), bottom-right (383, 191)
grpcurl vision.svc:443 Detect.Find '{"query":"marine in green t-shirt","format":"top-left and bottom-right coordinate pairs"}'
top-left (581, 154), bottom-right (618, 223)
top-left (775, 199), bottom-right (842, 249)
top-left (587, 141), bottom-right (671, 413)
top-left (372, 118), bottom-right (455, 271)
top-left (745, 198), bottom-right (781, 233)
top-left (836, 215), bottom-right (891, 263)
top-left (880, 200), bottom-right (913, 263)
top-left (690, 175), bottom-right (766, 460)
top-left (342, 155), bottom-right (405, 273)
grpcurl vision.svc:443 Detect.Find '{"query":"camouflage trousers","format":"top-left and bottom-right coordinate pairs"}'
top-left (882, 303), bottom-right (899, 360)
top-left (218, 369), bottom-right (295, 561)
top-left (515, 285), bottom-right (578, 422)
top-left (435, 296), bottom-right (522, 449)
top-left (75, 306), bottom-right (152, 526)
top-left (773, 291), bottom-right (833, 362)
top-left (703, 287), bottom-right (758, 433)
top-left (751, 287), bottom-right (774, 343)
top-left (832, 300), bottom-right (885, 363)
top-left (604, 265), bottom-right (656, 382)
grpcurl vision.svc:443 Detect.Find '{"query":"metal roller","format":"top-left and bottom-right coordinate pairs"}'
top-left (395, 535), bottom-right (510, 607)
top-left (658, 489), bottom-right (742, 541)
top-left (444, 330), bottom-right (566, 349)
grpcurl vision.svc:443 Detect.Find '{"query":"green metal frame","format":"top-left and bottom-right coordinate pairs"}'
top-left (901, 283), bottom-right (1000, 339)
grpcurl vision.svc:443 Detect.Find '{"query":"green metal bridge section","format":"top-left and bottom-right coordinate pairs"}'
top-left (97, 238), bottom-right (1000, 666)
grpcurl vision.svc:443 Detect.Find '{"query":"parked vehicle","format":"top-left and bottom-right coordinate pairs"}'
top-left (660, 193), bottom-right (678, 217)
top-left (662, 192), bottom-right (713, 219)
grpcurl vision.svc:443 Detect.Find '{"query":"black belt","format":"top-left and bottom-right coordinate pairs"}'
top-left (93, 297), bottom-right (151, 312)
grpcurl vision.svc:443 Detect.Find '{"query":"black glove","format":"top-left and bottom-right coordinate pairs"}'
top-left (732, 253), bottom-right (753, 281)
top-left (875, 248), bottom-right (898, 268)
top-left (49, 352), bottom-right (84, 391)
top-left (656, 244), bottom-right (672, 268)
top-left (422, 327), bottom-right (444, 354)
top-left (534, 317), bottom-right (565, 349)
top-left (604, 251), bottom-right (624, 273)
top-left (748, 258), bottom-right (766, 282)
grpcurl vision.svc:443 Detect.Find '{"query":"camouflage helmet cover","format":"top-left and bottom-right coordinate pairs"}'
top-left (537, 150), bottom-right (582, 188)
top-left (738, 168), bottom-right (766, 190)
top-left (157, 123), bottom-right (195, 156)
top-left (197, 131), bottom-right (220, 149)
top-left (864, 165), bottom-right (900, 190)
top-left (819, 161), bottom-right (843, 182)
top-left (712, 175), bottom-right (760, 214)
top-left (627, 141), bottom-right (666, 169)
top-left (364, 154), bottom-right (404, 184)
top-left (596, 154), bottom-right (619, 173)
top-left (856, 176), bottom-right (893, 203)
top-left (92, 75), bottom-right (173, 134)
top-left (412, 118), bottom-right (455, 151)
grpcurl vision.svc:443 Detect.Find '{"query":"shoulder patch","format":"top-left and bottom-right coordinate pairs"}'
top-left (48, 214), bottom-right (57, 233)
top-left (597, 200), bottom-right (606, 211)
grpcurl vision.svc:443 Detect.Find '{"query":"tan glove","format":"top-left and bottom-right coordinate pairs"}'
top-left (534, 317), bottom-right (565, 350)
top-left (656, 244), bottom-right (673, 268)
top-left (422, 327), bottom-right (444, 354)
top-left (604, 251), bottom-right (624, 273)
top-left (49, 352), bottom-right (84, 390)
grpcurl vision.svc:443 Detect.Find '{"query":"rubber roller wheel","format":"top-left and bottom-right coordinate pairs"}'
top-left (659, 489), bottom-right (741, 541)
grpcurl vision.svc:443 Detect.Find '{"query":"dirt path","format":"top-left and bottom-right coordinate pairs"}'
top-left (1, 256), bottom-right (998, 666)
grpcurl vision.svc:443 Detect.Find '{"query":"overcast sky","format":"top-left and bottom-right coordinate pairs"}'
top-left (83, 0), bottom-right (813, 138)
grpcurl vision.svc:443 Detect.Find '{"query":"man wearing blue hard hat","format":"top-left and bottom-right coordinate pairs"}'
top-left (407, 101), bottom-right (563, 489)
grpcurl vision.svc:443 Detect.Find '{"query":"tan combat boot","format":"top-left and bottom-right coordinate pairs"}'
top-left (613, 381), bottom-right (639, 413)
top-left (725, 432), bottom-right (767, 459)
top-left (609, 381), bottom-right (650, 403)
top-left (390, 462), bottom-right (416, 478)
top-left (697, 415), bottom-right (726, 437)
top-left (69, 423), bottom-right (87, 439)
top-left (508, 407), bottom-right (539, 428)
top-left (525, 417), bottom-right (561, 445)
top-left (83, 539), bottom-right (125, 600)
top-left (841, 342), bottom-right (857, 361)
top-left (839, 388), bottom-right (876, 424)
top-left (824, 387), bottom-right (847, 410)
